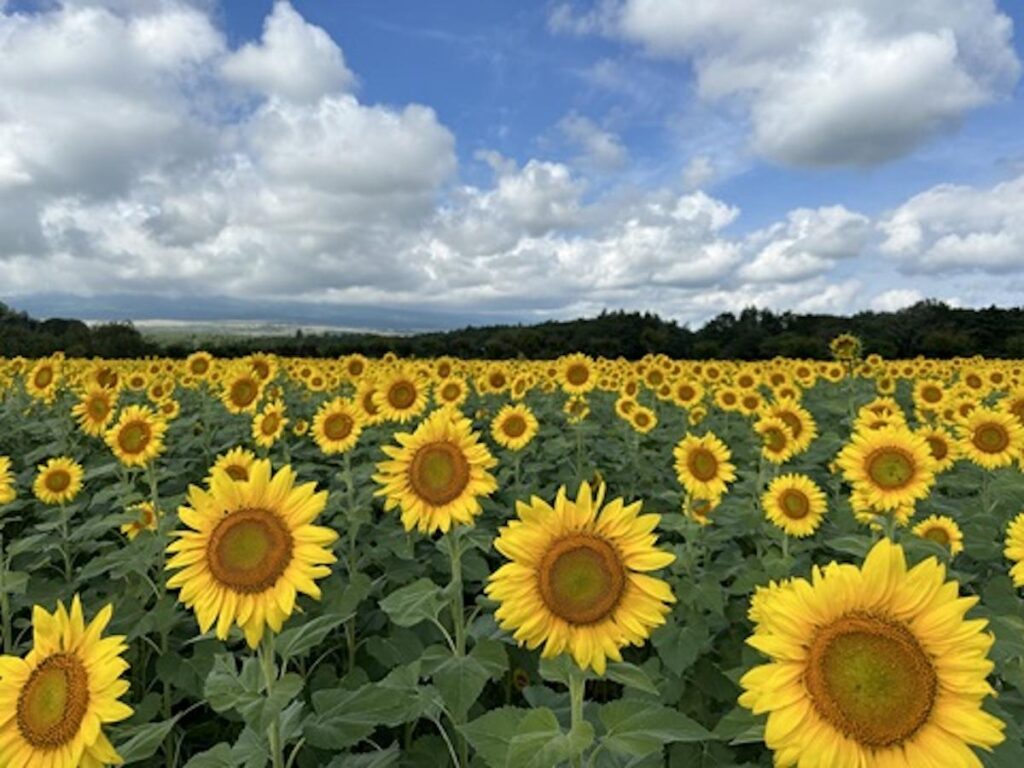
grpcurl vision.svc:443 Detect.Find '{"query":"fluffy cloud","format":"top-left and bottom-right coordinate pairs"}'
top-left (879, 174), bottom-right (1024, 273)
top-left (557, 112), bottom-right (628, 171)
top-left (555, 0), bottom-right (1020, 167)
top-left (222, 0), bottom-right (355, 102)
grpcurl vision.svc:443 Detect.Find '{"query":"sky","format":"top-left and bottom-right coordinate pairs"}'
top-left (1, 0), bottom-right (1023, 331)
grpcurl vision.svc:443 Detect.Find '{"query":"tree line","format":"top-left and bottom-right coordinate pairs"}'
top-left (2, 300), bottom-right (1024, 360)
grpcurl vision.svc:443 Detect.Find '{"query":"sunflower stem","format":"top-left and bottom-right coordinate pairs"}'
top-left (568, 663), bottom-right (587, 768)
top-left (342, 451), bottom-right (360, 674)
top-left (260, 631), bottom-right (285, 768)
top-left (0, 535), bottom-right (10, 654)
top-left (59, 502), bottom-right (72, 584)
top-left (446, 529), bottom-right (469, 767)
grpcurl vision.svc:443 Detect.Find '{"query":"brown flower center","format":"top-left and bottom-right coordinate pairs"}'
top-left (779, 489), bottom-right (810, 520)
top-left (538, 535), bottom-right (625, 625)
top-left (973, 423), bottom-right (1010, 454)
top-left (118, 420), bottom-right (152, 455)
top-left (323, 412), bottom-right (354, 441)
top-left (687, 447), bottom-right (719, 482)
top-left (409, 443), bottom-right (470, 506)
top-left (805, 613), bottom-right (936, 748)
top-left (17, 653), bottom-right (90, 749)
top-left (865, 448), bottom-right (914, 490)
top-left (207, 508), bottom-right (293, 593)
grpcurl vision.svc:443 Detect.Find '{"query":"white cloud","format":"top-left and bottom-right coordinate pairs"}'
top-left (557, 112), bottom-right (627, 171)
top-left (871, 289), bottom-right (924, 312)
top-left (557, 0), bottom-right (1020, 167)
top-left (740, 206), bottom-right (872, 283)
top-left (681, 155), bottom-right (714, 190)
top-left (222, 1), bottom-right (355, 102)
top-left (879, 175), bottom-right (1024, 273)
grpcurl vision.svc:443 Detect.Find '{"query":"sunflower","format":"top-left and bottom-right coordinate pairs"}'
top-left (563, 395), bottom-right (590, 424)
top-left (166, 460), bottom-right (338, 648)
top-left (252, 399), bottom-right (287, 449)
top-left (559, 353), bottom-right (596, 395)
top-left (435, 377), bottom-right (469, 409)
top-left (311, 398), bottom-right (362, 455)
top-left (835, 427), bottom-right (936, 512)
top-left (746, 540), bottom-right (1005, 765)
top-left (628, 405), bottom-right (657, 435)
top-left (917, 426), bottom-right (958, 473)
top-left (486, 482), bottom-right (675, 675)
top-left (25, 358), bottom-right (61, 402)
top-left (763, 474), bottom-right (827, 537)
top-left (374, 367), bottom-right (429, 423)
top-left (1005, 512), bottom-right (1024, 587)
top-left (355, 381), bottom-right (385, 426)
top-left (220, 368), bottom-right (264, 415)
top-left (684, 493), bottom-right (720, 526)
top-left (913, 379), bottom-right (948, 413)
top-left (0, 596), bottom-right (133, 768)
top-left (913, 514), bottom-right (964, 555)
top-left (121, 500), bottom-right (160, 541)
top-left (670, 379), bottom-right (704, 409)
top-left (959, 407), bottom-right (1024, 470)
top-left (829, 332), bottom-right (862, 361)
top-left (71, 387), bottom-right (117, 438)
top-left (105, 405), bottom-right (167, 467)
top-left (185, 350), bottom-right (215, 379)
top-left (0, 457), bottom-right (16, 506)
top-left (765, 399), bottom-right (818, 455)
top-left (491, 404), bottom-right (539, 451)
top-left (673, 432), bottom-right (736, 500)
top-left (32, 457), bottom-right (84, 506)
top-left (754, 416), bottom-right (795, 464)
top-left (208, 447), bottom-right (258, 484)
top-left (374, 408), bottom-right (498, 534)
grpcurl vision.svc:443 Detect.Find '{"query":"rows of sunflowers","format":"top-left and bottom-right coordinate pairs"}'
top-left (1, 335), bottom-right (1023, 767)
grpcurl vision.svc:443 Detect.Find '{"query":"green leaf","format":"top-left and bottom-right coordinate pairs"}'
top-left (605, 662), bottom-right (659, 695)
top-left (599, 700), bottom-right (710, 757)
top-left (460, 707), bottom-right (527, 768)
top-left (275, 614), bottom-right (350, 662)
top-left (117, 717), bottom-right (180, 764)
top-left (505, 707), bottom-right (593, 768)
top-left (326, 745), bottom-right (401, 767)
top-left (182, 744), bottom-right (236, 768)
top-left (712, 706), bottom-right (764, 746)
top-left (380, 578), bottom-right (446, 628)
top-left (423, 647), bottom-right (491, 717)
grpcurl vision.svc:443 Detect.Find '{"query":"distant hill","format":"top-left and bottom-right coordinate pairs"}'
top-left (3, 299), bottom-right (1024, 360)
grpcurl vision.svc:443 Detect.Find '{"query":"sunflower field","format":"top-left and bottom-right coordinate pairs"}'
top-left (1, 341), bottom-right (1024, 768)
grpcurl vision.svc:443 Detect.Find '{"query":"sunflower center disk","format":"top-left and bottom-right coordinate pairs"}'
top-left (688, 449), bottom-right (719, 481)
top-left (389, 382), bottom-right (417, 409)
top-left (208, 509), bottom-right (293, 593)
top-left (88, 399), bottom-right (109, 419)
top-left (806, 614), bottom-right (936, 748)
top-left (974, 424), bottom-right (1009, 453)
top-left (410, 444), bottom-right (470, 505)
top-left (232, 380), bottom-right (257, 407)
top-left (261, 414), bottom-right (281, 435)
top-left (765, 428), bottom-right (787, 452)
top-left (779, 412), bottom-right (803, 439)
top-left (925, 437), bottom-right (948, 461)
top-left (924, 527), bottom-right (951, 546)
top-left (118, 421), bottom-right (151, 454)
top-left (502, 416), bottom-right (527, 438)
top-left (866, 449), bottom-right (914, 489)
top-left (780, 490), bottom-right (810, 520)
top-left (566, 365), bottom-right (589, 386)
top-left (324, 413), bottom-right (353, 440)
top-left (225, 464), bottom-right (249, 481)
top-left (17, 653), bottom-right (90, 748)
top-left (45, 471), bottom-right (70, 493)
top-left (539, 536), bottom-right (625, 625)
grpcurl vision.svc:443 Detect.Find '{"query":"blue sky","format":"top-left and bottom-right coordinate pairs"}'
top-left (2, 0), bottom-right (1024, 329)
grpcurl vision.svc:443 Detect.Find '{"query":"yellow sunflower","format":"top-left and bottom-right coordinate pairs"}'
top-left (0, 596), bottom-right (133, 768)
top-left (628, 405), bottom-right (657, 435)
top-left (765, 399), bottom-right (818, 455)
top-left (25, 358), bottom-right (61, 403)
top-left (917, 426), bottom-right (958, 473)
top-left (740, 538), bottom-right (1004, 767)
top-left (959, 407), bottom-right (1024, 470)
top-left (374, 408), bottom-right (498, 534)
top-left (835, 427), bottom-right (936, 512)
top-left (559, 353), bottom-right (596, 395)
top-left (435, 377), bottom-right (469, 409)
top-left (673, 432), bottom-right (736, 500)
top-left (913, 514), bottom-right (964, 555)
top-left (486, 482), bottom-right (675, 675)
top-left (32, 457), bottom-right (84, 506)
top-left (754, 416), bottom-right (795, 464)
top-left (374, 367), bottom-right (429, 423)
top-left (104, 405), bottom-right (167, 467)
top-left (829, 332), bottom-right (862, 361)
top-left (220, 368), bottom-right (264, 415)
top-left (763, 474), bottom-right (827, 537)
top-left (311, 398), bottom-right (362, 455)
top-left (0, 457), bottom-right (16, 506)
top-left (185, 350), bottom-right (215, 379)
top-left (71, 387), bottom-right (117, 438)
top-left (208, 447), bottom-right (258, 484)
top-left (166, 460), bottom-right (338, 648)
top-left (563, 395), bottom-right (590, 424)
top-left (491, 404), bottom-right (539, 451)
top-left (121, 500), bottom-right (160, 541)
top-left (1005, 512), bottom-right (1024, 587)
top-left (252, 399), bottom-right (287, 449)
top-left (684, 493), bottom-right (720, 526)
